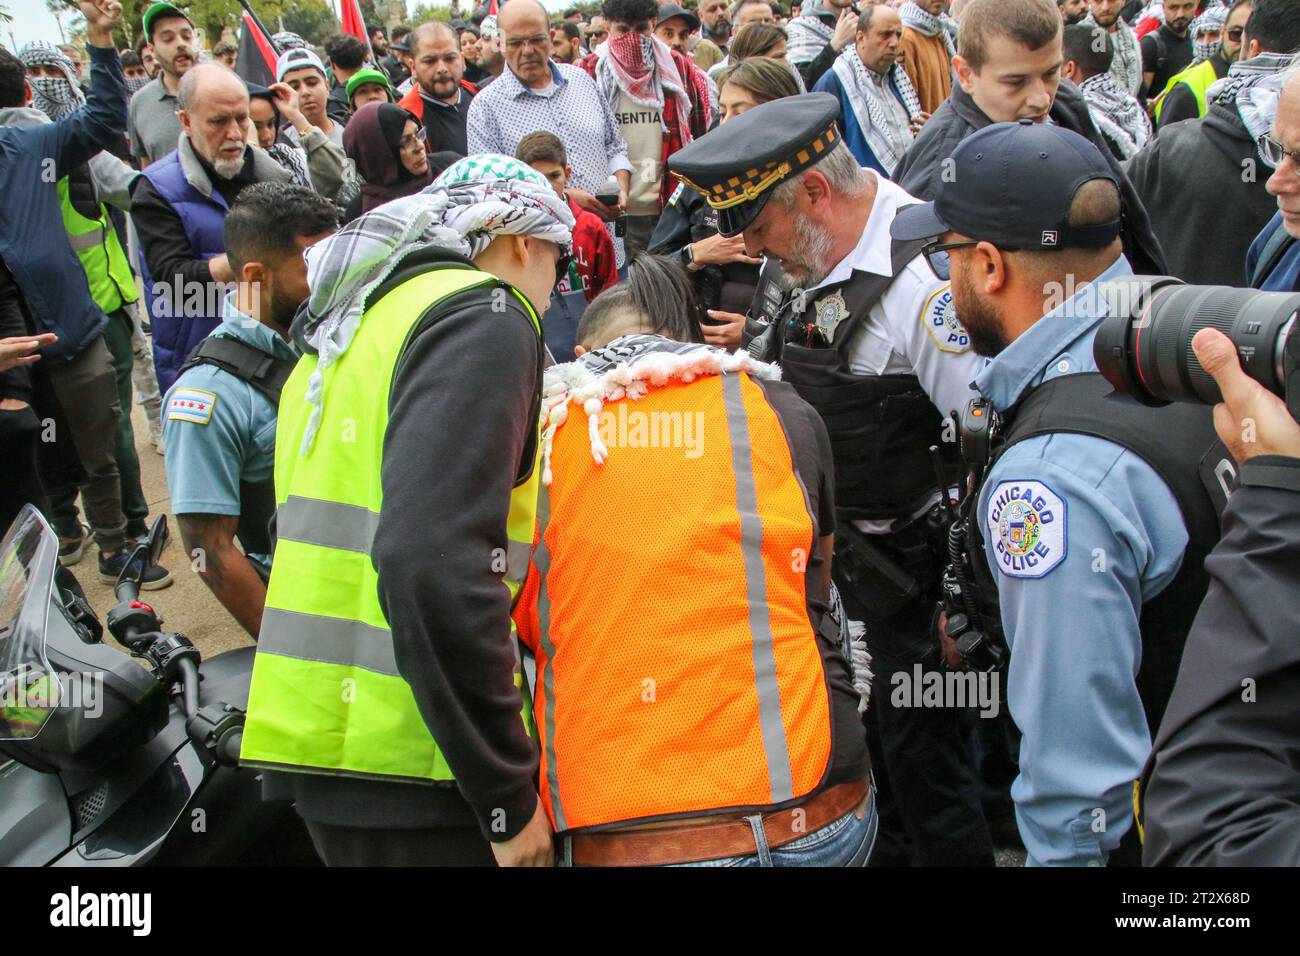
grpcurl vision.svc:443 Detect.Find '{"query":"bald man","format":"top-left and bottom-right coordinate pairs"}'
top-left (397, 21), bottom-right (476, 155)
top-left (130, 63), bottom-right (296, 392)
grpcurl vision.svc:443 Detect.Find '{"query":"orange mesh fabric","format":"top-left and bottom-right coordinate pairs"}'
top-left (531, 372), bottom-right (831, 830)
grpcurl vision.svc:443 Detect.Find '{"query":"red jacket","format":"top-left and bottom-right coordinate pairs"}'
top-left (559, 196), bottom-right (618, 303)
top-left (396, 79), bottom-right (479, 122)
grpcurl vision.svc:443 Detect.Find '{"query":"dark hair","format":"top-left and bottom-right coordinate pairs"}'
top-left (410, 21), bottom-right (461, 56)
top-left (517, 129), bottom-right (568, 167)
top-left (577, 254), bottom-right (705, 348)
top-left (223, 182), bottom-right (338, 272)
top-left (212, 40), bottom-right (237, 57)
top-left (563, 7), bottom-right (582, 17)
top-left (959, 0), bottom-right (1062, 72)
top-left (856, 0), bottom-right (889, 34)
top-left (324, 33), bottom-right (368, 70)
top-left (1244, 0), bottom-right (1300, 54)
top-left (122, 50), bottom-right (143, 68)
top-left (136, 34), bottom-right (151, 56)
top-left (602, 0), bottom-right (659, 25)
top-left (0, 48), bottom-right (25, 109)
top-left (717, 55), bottom-right (801, 101)
top-left (553, 20), bottom-right (583, 41)
top-left (392, 23), bottom-right (413, 43)
top-left (368, 23), bottom-right (387, 40)
top-left (729, 22), bottom-right (788, 60)
top-left (1061, 23), bottom-right (1112, 79)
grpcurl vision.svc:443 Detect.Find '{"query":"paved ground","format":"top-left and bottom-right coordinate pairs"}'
top-left (69, 401), bottom-right (252, 661)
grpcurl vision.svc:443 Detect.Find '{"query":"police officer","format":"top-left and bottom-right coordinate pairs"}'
top-left (668, 92), bottom-right (994, 866)
top-left (891, 120), bottom-right (1225, 866)
top-left (162, 183), bottom-right (336, 638)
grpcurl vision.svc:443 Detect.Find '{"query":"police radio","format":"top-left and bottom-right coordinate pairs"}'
top-left (934, 398), bottom-right (1009, 675)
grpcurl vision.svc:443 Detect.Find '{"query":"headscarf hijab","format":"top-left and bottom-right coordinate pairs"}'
top-left (343, 103), bottom-right (432, 214)
top-left (295, 154), bottom-right (575, 453)
top-left (18, 42), bottom-right (85, 121)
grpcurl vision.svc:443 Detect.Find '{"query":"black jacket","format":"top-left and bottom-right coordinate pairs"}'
top-left (1156, 53), bottom-right (1228, 130)
top-left (1142, 457), bottom-right (1300, 866)
top-left (892, 80), bottom-right (1168, 275)
top-left (1125, 100), bottom-right (1277, 286)
top-left (648, 183), bottom-right (761, 314)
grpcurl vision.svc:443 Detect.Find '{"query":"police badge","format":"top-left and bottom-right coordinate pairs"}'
top-left (813, 289), bottom-right (851, 340)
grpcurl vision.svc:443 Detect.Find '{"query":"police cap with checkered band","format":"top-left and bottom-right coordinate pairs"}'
top-left (667, 92), bottom-right (843, 237)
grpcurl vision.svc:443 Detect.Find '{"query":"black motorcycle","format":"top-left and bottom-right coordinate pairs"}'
top-left (0, 505), bottom-right (317, 865)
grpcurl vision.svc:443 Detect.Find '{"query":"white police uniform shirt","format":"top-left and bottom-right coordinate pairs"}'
top-left (973, 255), bottom-right (1189, 867)
top-left (800, 171), bottom-right (985, 532)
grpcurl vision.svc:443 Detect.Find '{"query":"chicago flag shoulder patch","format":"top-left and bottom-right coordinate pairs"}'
top-left (986, 479), bottom-right (1067, 579)
top-left (167, 387), bottom-right (217, 426)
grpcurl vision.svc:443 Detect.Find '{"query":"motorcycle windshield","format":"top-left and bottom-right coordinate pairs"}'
top-left (0, 505), bottom-right (61, 741)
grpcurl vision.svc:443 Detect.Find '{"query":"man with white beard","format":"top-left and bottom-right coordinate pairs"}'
top-left (668, 92), bottom-right (995, 866)
top-left (130, 63), bottom-right (295, 393)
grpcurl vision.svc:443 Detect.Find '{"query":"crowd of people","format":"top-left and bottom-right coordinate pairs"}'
top-left (1, 0), bottom-right (1299, 869)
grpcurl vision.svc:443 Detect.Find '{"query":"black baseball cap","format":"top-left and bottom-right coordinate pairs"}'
top-left (891, 120), bottom-right (1122, 251)
top-left (657, 4), bottom-right (702, 32)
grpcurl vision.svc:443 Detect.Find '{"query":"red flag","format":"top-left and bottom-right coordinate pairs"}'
top-left (488, 0), bottom-right (499, 15)
top-left (339, 0), bottom-right (374, 60)
top-left (236, 11), bottom-right (278, 87)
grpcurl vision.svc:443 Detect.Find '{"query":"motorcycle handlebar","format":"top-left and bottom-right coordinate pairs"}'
top-left (177, 656), bottom-right (200, 721)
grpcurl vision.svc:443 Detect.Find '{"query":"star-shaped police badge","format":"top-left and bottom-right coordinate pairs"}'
top-left (813, 289), bottom-right (850, 340)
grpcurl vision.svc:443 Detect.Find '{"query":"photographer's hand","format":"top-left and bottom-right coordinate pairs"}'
top-left (1193, 327), bottom-right (1300, 461)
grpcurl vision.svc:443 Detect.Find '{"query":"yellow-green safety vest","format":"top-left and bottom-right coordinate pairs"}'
top-left (1154, 59), bottom-right (1219, 124)
top-left (240, 264), bottom-right (541, 783)
top-left (57, 177), bottom-right (138, 316)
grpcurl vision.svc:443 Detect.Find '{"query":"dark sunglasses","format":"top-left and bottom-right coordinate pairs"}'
top-left (921, 239), bottom-right (980, 280)
top-left (1226, 27), bottom-right (1245, 41)
top-left (554, 250), bottom-right (573, 285)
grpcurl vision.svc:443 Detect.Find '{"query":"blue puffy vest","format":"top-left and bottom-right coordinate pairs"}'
top-left (138, 148), bottom-right (228, 393)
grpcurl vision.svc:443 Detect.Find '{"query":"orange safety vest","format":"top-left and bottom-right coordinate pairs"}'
top-left (515, 368), bottom-right (834, 833)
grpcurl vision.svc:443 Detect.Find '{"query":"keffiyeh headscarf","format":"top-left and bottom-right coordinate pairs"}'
top-left (900, 2), bottom-right (958, 60)
top-left (125, 74), bottom-right (152, 95)
top-left (296, 154), bottom-right (574, 453)
top-left (18, 42), bottom-right (85, 121)
top-left (786, 3), bottom-right (835, 65)
top-left (1207, 52), bottom-right (1298, 165)
top-left (1079, 72), bottom-right (1152, 160)
top-left (272, 31), bottom-right (307, 51)
top-left (596, 34), bottom-right (694, 151)
top-left (1191, 5), bottom-right (1228, 64)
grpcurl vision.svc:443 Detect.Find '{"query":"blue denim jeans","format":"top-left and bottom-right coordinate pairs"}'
top-left (667, 790), bottom-right (878, 868)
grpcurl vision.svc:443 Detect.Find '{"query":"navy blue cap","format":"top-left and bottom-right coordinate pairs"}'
top-left (891, 120), bottom-right (1122, 251)
top-left (668, 93), bottom-right (843, 237)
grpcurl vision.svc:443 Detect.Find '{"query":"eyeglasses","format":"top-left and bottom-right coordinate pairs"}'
top-left (554, 249), bottom-right (573, 285)
top-left (505, 34), bottom-right (549, 50)
top-left (1226, 27), bottom-right (1245, 41)
top-left (921, 239), bottom-right (980, 280)
top-left (588, 30), bottom-right (608, 39)
top-left (1261, 133), bottom-right (1300, 173)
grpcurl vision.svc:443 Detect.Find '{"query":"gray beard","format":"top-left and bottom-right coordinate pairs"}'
top-left (212, 154), bottom-right (245, 180)
top-left (778, 214), bottom-right (836, 290)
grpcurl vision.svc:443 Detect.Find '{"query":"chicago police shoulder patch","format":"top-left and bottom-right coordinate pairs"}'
top-left (167, 387), bottom-right (217, 426)
top-left (986, 479), bottom-right (1067, 579)
top-left (921, 286), bottom-right (971, 354)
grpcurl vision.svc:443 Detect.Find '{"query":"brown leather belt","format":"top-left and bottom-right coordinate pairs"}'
top-left (566, 780), bottom-right (871, 867)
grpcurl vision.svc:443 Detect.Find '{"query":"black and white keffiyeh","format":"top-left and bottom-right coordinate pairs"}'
top-left (1080, 71), bottom-right (1152, 159)
top-left (833, 45), bottom-right (923, 173)
top-left (899, 2), bottom-right (957, 60)
top-left (18, 42), bottom-right (85, 121)
top-left (1207, 52), bottom-right (1298, 165)
top-left (786, 3), bottom-right (835, 65)
top-left (539, 334), bottom-right (780, 484)
top-left (295, 154), bottom-right (574, 453)
top-left (1191, 5), bottom-right (1228, 64)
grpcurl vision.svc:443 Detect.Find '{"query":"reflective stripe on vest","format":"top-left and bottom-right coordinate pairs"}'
top-left (240, 265), bottom-right (541, 783)
top-left (519, 371), bottom-right (831, 832)
top-left (57, 177), bottom-right (138, 315)
top-left (1154, 59), bottom-right (1218, 123)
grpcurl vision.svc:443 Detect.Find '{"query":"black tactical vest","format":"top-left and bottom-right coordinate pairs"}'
top-left (178, 335), bottom-right (297, 561)
top-left (970, 372), bottom-right (1228, 733)
top-left (772, 237), bottom-right (956, 522)
top-left (967, 373), bottom-right (1230, 866)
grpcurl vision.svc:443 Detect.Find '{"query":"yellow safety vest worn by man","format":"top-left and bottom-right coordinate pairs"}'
top-left (1154, 55), bottom-right (1228, 127)
top-left (240, 156), bottom-right (574, 867)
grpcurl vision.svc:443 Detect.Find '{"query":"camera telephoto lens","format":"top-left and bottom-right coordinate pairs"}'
top-left (1094, 278), bottom-right (1300, 412)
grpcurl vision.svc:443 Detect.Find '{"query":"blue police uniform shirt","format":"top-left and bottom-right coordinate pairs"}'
top-left (162, 293), bottom-right (296, 570)
top-left (973, 255), bottom-right (1189, 867)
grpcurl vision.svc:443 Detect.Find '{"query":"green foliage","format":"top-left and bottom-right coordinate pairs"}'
top-left (410, 3), bottom-right (454, 24)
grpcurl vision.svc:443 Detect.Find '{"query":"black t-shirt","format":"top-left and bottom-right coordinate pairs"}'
top-left (419, 86), bottom-right (474, 156)
top-left (1141, 24), bottom-right (1195, 96)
